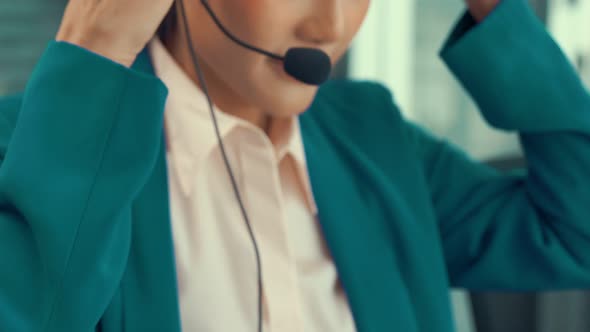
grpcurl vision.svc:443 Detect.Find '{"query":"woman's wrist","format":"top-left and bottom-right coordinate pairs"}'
top-left (55, 24), bottom-right (140, 68)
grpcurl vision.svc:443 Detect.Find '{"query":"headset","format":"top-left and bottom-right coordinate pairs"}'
top-left (175, 1), bottom-right (333, 331)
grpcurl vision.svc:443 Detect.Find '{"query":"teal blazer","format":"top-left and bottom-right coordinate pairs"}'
top-left (1, 1), bottom-right (590, 331)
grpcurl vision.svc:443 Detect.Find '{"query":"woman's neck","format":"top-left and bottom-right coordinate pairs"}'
top-left (162, 30), bottom-right (272, 134)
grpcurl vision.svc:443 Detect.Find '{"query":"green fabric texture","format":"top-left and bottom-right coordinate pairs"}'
top-left (1, 0), bottom-right (589, 331)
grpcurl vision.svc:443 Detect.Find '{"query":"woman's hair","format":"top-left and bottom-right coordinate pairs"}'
top-left (157, 3), bottom-right (178, 42)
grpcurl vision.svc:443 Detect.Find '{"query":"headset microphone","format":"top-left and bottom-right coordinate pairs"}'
top-left (200, 0), bottom-right (332, 85)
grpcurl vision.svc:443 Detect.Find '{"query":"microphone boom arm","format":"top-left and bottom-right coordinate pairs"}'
top-left (200, 0), bottom-right (284, 61)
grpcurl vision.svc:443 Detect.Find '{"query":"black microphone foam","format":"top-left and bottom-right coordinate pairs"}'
top-left (284, 48), bottom-right (332, 86)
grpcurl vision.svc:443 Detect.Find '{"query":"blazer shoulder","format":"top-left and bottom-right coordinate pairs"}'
top-left (317, 79), bottom-right (397, 110)
top-left (307, 79), bottom-right (404, 139)
top-left (0, 93), bottom-right (23, 159)
top-left (0, 93), bottom-right (22, 123)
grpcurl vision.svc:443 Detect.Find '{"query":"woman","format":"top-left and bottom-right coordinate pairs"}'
top-left (1, 0), bottom-right (589, 331)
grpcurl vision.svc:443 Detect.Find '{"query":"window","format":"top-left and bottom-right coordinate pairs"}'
top-left (0, 0), bottom-right (66, 96)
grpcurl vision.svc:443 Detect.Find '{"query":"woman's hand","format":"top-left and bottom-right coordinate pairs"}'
top-left (55, 0), bottom-right (175, 67)
top-left (465, 0), bottom-right (501, 22)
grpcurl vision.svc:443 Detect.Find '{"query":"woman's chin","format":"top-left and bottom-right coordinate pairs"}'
top-left (264, 89), bottom-right (318, 117)
top-left (242, 60), bottom-right (321, 117)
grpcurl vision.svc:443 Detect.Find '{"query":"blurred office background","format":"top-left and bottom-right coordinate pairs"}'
top-left (1, 0), bottom-right (590, 331)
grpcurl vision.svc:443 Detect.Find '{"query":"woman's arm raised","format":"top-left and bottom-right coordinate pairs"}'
top-left (414, 0), bottom-right (590, 290)
top-left (0, 0), bottom-right (172, 328)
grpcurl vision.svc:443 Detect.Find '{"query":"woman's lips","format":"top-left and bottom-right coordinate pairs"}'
top-left (268, 58), bottom-right (300, 83)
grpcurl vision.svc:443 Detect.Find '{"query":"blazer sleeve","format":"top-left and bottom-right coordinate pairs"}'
top-left (0, 41), bottom-right (167, 331)
top-left (406, 0), bottom-right (590, 290)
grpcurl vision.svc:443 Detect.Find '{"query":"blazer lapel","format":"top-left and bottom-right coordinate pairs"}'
top-left (120, 48), bottom-right (182, 331)
top-left (300, 112), bottom-right (419, 332)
